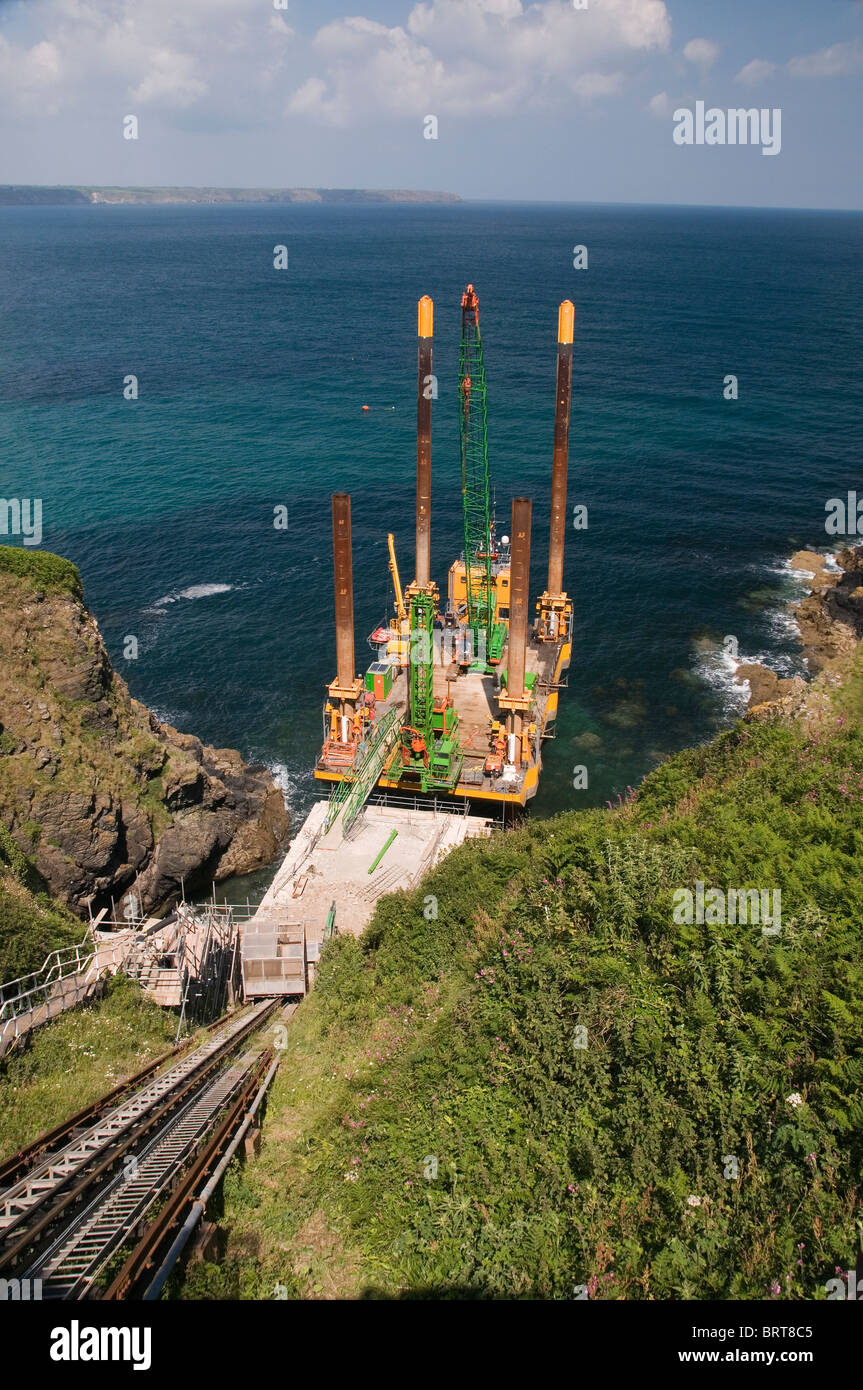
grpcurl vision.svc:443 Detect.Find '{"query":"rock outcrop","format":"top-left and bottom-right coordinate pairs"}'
top-left (791, 546), bottom-right (863, 671)
top-left (740, 546), bottom-right (863, 724)
top-left (0, 547), bottom-right (289, 917)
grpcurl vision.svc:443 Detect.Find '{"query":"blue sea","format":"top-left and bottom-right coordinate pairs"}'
top-left (1, 201), bottom-right (861, 885)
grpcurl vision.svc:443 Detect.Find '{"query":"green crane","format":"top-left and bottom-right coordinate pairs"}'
top-left (458, 283), bottom-right (506, 672)
top-left (399, 591), bottom-right (463, 792)
top-left (409, 591), bottom-right (435, 738)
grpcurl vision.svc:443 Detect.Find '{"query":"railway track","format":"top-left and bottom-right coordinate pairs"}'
top-left (0, 998), bottom-right (280, 1295)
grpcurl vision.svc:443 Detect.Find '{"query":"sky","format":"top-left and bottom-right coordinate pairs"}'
top-left (0, 0), bottom-right (861, 207)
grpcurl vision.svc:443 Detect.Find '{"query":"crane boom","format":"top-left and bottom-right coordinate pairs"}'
top-left (387, 533), bottom-right (407, 623)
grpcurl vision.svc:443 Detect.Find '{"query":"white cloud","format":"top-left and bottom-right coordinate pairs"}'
top-left (0, 0), bottom-right (671, 132)
top-left (735, 59), bottom-right (776, 86)
top-left (683, 37), bottom-right (719, 68)
top-left (288, 0), bottom-right (672, 125)
top-left (0, 37), bottom-right (64, 115)
top-left (647, 90), bottom-right (671, 118)
top-left (574, 72), bottom-right (624, 101)
top-left (0, 0), bottom-right (293, 123)
top-left (787, 38), bottom-right (863, 79)
top-left (130, 50), bottom-right (208, 108)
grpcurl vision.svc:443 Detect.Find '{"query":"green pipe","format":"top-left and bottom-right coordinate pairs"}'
top-left (368, 829), bottom-right (398, 874)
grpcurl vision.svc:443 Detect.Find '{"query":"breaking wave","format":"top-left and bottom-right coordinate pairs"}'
top-left (693, 644), bottom-right (752, 717)
top-left (147, 583), bottom-right (235, 611)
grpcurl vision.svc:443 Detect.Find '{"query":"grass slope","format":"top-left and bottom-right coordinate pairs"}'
top-left (183, 712), bottom-right (863, 1301)
top-left (0, 546), bottom-right (82, 598)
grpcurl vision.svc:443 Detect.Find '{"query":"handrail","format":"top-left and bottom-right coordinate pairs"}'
top-left (0, 934), bottom-right (96, 1023)
top-left (0, 933), bottom-right (93, 998)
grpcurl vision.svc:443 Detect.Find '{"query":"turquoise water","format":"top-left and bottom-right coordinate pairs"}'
top-left (1, 201), bottom-right (861, 834)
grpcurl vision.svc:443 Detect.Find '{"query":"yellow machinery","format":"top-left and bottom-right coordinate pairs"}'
top-left (447, 557), bottom-right (512, 634)
top-left (386, 533), bottom-right (411, 667)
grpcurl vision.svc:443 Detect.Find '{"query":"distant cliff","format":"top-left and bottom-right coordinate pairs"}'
top-left (0, 546), bottom-right (289, 920)
top-left (0, 186), bottom-right (462, 207)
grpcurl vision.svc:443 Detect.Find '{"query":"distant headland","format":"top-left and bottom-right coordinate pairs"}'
top-left (0, 186), bottom-right (462, 207)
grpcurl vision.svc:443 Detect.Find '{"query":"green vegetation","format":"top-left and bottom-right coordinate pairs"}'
top-left (0, 538), bottom-right (859, 1300)
top-left (184, 712), bottom-right (863, 1301)
top-left (0, 545), bottom-right (82, 598)
top-left (0, 975), bottom-right (177, 1163)
top-left (835, 643), bottom-right (863, 726)
top-left (0, 824), bottom-right (82, 979)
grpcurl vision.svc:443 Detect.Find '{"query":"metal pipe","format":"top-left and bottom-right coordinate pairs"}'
top-left (416, 296), bottom-right (433, 588)
top-left (368, 828), bottom-right (398, 874)
top-left (547, 300), bottom-right (574, 597)
top-left (143, 1054), bottom-right (281, 1301)
top-left (332, 492), bottom-right (356, 690)
top-left (507, 497), bottom-right (532, 701)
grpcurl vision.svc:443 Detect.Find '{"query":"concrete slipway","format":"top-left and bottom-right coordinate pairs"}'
top-left (240, 801), bottom-right (494, 996)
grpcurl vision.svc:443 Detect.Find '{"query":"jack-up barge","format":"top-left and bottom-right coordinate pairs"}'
top-left (315, 286), bottom-right (576, 813)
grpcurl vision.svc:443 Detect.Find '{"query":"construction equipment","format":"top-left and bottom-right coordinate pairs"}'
top-left (457, 284), bottom-right (507, 671)
top-left (323, 704), bottom-right (403, 836)
top-left (315, 292), bottom-right (577, 809)
top-left (324, 494), bottom-right (365, 751)
top-left (396, 591), bottom-right (464, 791)
top-left (385, 532), bottom-right (411, 665)
top-left (388, 533), bottom-right (407, 624)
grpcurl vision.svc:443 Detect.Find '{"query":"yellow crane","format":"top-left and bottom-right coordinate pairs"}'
top-left (385, 534), bottom-right (411, 667)
top-left (387, 533), bottom-right (407, 623)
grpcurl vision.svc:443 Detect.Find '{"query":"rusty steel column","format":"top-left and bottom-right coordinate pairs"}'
top-left (547, 300), bottom-right (574, 597)
top-left (416, 295), bottom-right (433, 589)
top-left (508, 497), bottom-right (532, 702)
top-left (331, 493), bottom-right (355, 691)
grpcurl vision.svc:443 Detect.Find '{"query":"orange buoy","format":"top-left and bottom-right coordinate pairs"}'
top-left (362, 404), bottom-right (370, 412)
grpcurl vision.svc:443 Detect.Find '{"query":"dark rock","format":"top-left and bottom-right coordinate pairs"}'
top-left (121, 801), bottom-right (154, 870)
top-left (0, 560), bottom-right (290, 916)
top-left (163, 762), bottom-right (207, 810)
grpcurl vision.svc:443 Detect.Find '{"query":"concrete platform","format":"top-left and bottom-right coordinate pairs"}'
top-left (245, 799), bottom-right (494, 961)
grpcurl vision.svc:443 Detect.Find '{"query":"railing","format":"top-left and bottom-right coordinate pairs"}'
top-left (0, 934), bottom-right (104, 1056)
top-left (323, 705), bottom-right (403, 836)
top-left (0, 936), bottom-right (96, 1024)
top-left (365, 786), bottom-right (505, 824)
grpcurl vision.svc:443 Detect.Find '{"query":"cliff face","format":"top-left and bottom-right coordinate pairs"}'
top-left (0, 548), bottom-right (289, 918)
